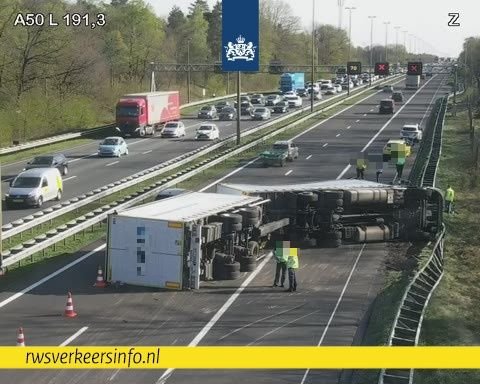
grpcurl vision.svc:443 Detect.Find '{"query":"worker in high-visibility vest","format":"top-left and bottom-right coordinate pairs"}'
top-left (356, 158), bottom-right (367, 180)
top-left (272, 243), bottom-right (288, 288)
top-left (286, 250), bottom-right (299, 292)
top-left (445, 185), bottom-right (455, 214)
top-left (396, 157), bottom-right (406, 180)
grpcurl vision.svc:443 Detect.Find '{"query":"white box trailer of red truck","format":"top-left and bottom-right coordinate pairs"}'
top-left (115, 91), bottom-right (180, 137)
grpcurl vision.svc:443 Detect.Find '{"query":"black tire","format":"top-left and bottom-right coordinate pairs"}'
top-left (280, 159), bottom-right (285, 167)
top-left (56, 190), bottom-right (62, 201)
top-left (231, 222), bottom-right (242, 232)
top-left (224, 261), bottom-right (240, 272)
top-left (298, 192), bottom-right (318, 203)
top-left (240, 256), bottom-right (256, 272)
top-left (376, 218), bottom-right (385, 225)
top-left (214, 252), bottom-right (228, 263)
top-left (331, 214), bottom-right (340, 223)
top-left (224, 270), bottom-right (241, 280)
top-left (244, 217), bottom-right (258, 227)
top-left (139, 128), bottom-right (146, 137)
top-left (240, 207), bottom-right (260, 218)
top-left (36, 196), bottom-right (43, 208)
top-left (301, 238), bottom-right (316, 248)
top-left (223, 213), bottom-right (242, 224)
top-left (335, 199), bottom-right (344, 207)
top-left (62, 166), bottom-right (68, 176)
top-left (248, 241), bottom-right (259, 258)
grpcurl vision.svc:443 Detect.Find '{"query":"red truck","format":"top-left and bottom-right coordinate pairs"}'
top-left (115, 91), bottom-right (180, 137)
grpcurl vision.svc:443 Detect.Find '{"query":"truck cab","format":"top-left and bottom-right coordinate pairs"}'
top-left (116, 98), bottom-right (152, 136)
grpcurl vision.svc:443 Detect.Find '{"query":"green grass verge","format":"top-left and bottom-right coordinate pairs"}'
top-left (0, 138), bottom-right (96, 165)
top-left (414, 95), bottom-right (480, 384)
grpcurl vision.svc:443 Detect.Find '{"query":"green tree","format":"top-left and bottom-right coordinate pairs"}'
top-left (167, 5), bottom-right (186, 32)
top-left (205, 1), bottom-right (222, 61)
top-left (188, 0), bottom-right (209, 17)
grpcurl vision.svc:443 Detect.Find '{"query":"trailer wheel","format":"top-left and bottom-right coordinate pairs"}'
top-left (241, 207), bottom-right (260, 218)
top-left (298, 192), bottom-right (318, 203)
top-left (240, 256), bottom-right (257, 272)
top-left (244, 217), bottom-right (259, 227)
top-left (223, 213), bottom-right (242, 224)
top-left (139, 128), bottom-right (146, 137)
top-left (224, 262), bottom-right (241, 280)
top-left (231, 222), bottom-right (242, 232)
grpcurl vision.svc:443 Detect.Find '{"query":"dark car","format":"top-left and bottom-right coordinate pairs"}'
top-left (214, 100), bottom-right (231, 112)
top-left (24, 154), bottom-right (68, 176)
top-left (392, 91), bottom-right (404, 102)
top-left (240, 102), bottom-right (254, 116)
top-left (296, 88), bottom-right (308, 97)
top-left (273, 101), bottom-right (289, 113)
top-left (379, 99), bottom-right (395, 114)
top-left (250, 94), bottom-right (265, 104)
top-left (197, 105), bottom-right (217, 119)
top-left (218, 106), bottom-right (236, 120)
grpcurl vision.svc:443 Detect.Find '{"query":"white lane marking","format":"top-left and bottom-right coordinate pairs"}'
top-left (306, 155), bottom-right (312, 160)
top-left (142, 150), bottom-right (152, 155)
top-left (363, 113), bottom-right (367, 117)
top-left (336, 134), bottom-right (341, 137)
top-left (63, 176), bottom-right (77, 182)
top-left (285, 170), bottom-right (293, 176)
top-left (0, 244), bottom-right (105, 309)
top-left (156, 253), bottom-right (274, 384)
top-left (105, 161), bottom-right (119, 167)
top-left (355, 119), bottom-right (360, 123)
top-left (69, 153), bottom-right (97, 163)
top-left (128, 138), bottom-right (149, 146)
top-left (225, 123), bottom-right (233, 127)
top-left (109, 370), bottom-right (120, 381)
top-left (300, 244), bottom-right (366, 384)
top-left (419, 77), bottom-right (446, 127)
top-left (370, 108), bottom-right (374, 112)
top-left (322, 143), bottom-right (328, 148)
top-left (59, 326), bottom-right (89, 346)
top-left (346, 125), bottom-right (351, 130)
top-left (336, 75), bottom-right (437, 181)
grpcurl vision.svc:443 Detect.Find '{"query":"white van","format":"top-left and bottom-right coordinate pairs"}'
top-left (6, 168), bottom-right (63, 208)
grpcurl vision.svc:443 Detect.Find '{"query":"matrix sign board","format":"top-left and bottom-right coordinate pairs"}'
top-left (347, 62), bottom-right (362, 75)
top-left (407, 62), bottom-right (423, 75)
top-left (375, 62), bottom-right (390, 76)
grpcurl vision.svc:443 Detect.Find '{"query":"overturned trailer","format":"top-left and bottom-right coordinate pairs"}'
top-left (106, 180), bottom-right (442, 290)
top-left (217, 179), bottom-right (443, 248)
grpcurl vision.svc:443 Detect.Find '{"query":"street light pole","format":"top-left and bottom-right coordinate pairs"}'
top-left (394, 26), bottom-right (401, 64)
top-left (236, 71), bottom-right (241, 144)
top-left (187, 38), bottom-right (191, 104)
top-left (311, 0), bottom-right (315, 113)
top-left (346, 6), bottom-right (356, 96)
top-left (402, 30), bottom-right (408, 54)
top-left (368, 16), bottom-right (376, 87)
top-left (383, 21), bottom-right (390, 62)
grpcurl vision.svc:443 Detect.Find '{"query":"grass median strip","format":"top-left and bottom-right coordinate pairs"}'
top-left (2, 82), bottom-right (394, 269)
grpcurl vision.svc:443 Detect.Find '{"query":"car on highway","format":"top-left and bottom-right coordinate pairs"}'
top-left (341, 81), bottom-right (353, 90)
top-left (218, 106), bottom-right (236, 120)
top-left (392, 91), bottom-right (404, 102)
top-left (379, 99), bottom-right (395, 114)
top-left (260, 140), bottom-right (299, 167)
top-left (334, 84), bottom-right (343, 93)
top-left (160, 121), bottom-right (186, 138)
top-left (282, 91), bottom-right (297, 97)
top-left (383, 85), bottom-right (394, 93)
top-left (197, 105), bottom-right (217, 119)
top-left (400, 124), bottom-right (423, 142)
top-left (241, 95), bottom-right (251, 103)
top-left (325, 86), bottom-right (336, 95)
top-left (98, 137), bottom-right (128, 157)
top-left (6, 168), bottom-right (63, 208)
top-left (195, 124), bottom-right (219, 141)
top-left (383, 139), bottom-right (411, 160)
top-left (285, 95), bottom-right (302, 108)
top-left (296, 88), bottom-right (308, 97)
top-left (250, 94), bottom-right (265, 104)
top-left (24, 154), bottom-right (69, 176)
top-left (214, 100), bottom-right (231, 112)
top-left (353, 78), bottom-right (363, 86)
top-left (272, 101), bottom-right (289, 113)
top-left (265, 94), bottom-right (282, 106)
top-left (240, 102), bottom-right (255, 116)
top-left (251, 107), bottom-right (271, 120)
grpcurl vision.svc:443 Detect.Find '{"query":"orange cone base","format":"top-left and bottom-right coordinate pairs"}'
top-left (94, 280), bottom-right (106, 288)
top-left (64, 311), bottom-right (77, 318)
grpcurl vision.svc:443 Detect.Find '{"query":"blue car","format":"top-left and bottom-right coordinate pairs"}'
top-left (98, 136), bottom-right (129, 157)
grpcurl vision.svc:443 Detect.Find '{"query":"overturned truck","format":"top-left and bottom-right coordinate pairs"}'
top-left (106, 180), bottom-right (442, 290)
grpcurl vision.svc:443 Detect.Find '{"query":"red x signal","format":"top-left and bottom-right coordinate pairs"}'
top-left (379, 64), bottom-right (385, 70)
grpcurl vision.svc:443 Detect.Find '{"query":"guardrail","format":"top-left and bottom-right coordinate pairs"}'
top-left (0, 93), bottom-right (247, 155)
top-left (2, 76), bottom-right (401, 240)
top-left (0, 75), bottom-right (403, 269)
top-left (379, 95), bottom-right (449, 384)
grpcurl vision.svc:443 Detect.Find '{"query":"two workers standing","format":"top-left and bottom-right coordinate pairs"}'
top-left (273, 241), bottom-right (298, 292)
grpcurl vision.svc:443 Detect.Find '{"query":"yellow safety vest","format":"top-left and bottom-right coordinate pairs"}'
top-left (445, 188), bottom-right (454, 202)
top-left (287, 255), bottom-right (299, 269)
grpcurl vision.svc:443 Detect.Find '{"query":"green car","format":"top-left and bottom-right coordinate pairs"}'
top-left (260, 141), bottom-right (299, 167)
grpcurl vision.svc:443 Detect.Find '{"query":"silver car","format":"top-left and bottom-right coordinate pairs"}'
top-left (252, 107), bottom-right (271, 120)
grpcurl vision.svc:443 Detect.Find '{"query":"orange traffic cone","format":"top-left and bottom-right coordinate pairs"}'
top-left (64, 292), bottom-right (77, 318)
top-left (16, 327), bottom-right (25, 346)
top-left (94, 266), bottom-right (106, 288)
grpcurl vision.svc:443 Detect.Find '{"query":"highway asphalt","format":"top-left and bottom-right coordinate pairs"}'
top-left (0, 74), bottom-right (450, 384)
top-left (1, 89), bottom-right (351, 224)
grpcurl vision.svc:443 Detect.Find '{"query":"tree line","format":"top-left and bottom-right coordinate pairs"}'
top-left (0, 0), bottom-right (442, 145)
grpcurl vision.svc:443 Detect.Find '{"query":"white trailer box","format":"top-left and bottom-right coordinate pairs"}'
top-left (405, 75), bottom-right (420, 89)
top-left (106, 191), bottom-right (259, 289)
